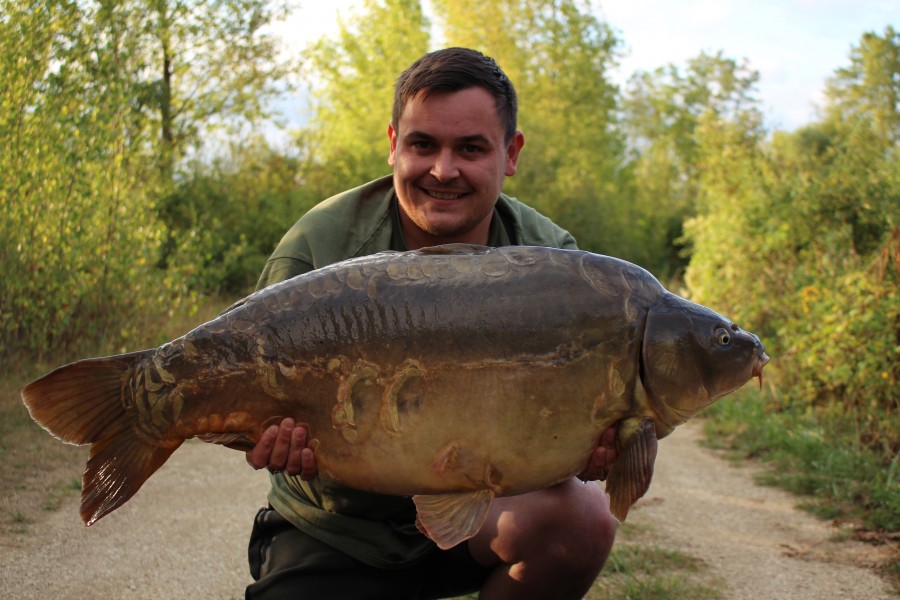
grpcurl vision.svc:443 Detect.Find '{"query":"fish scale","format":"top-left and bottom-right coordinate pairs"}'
top-left (21, 244), bottom-right (768, 549)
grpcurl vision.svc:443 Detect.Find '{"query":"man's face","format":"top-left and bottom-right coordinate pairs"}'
top-left (388, 87), bottom-right (525, 249)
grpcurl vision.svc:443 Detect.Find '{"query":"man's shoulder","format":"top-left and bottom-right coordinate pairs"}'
top-left (497, 193), bottom-right (578, 249)
top-left (298, 176), bottom-right (394, 230)
top-left (257, 176), bottom-right (395, 288)
top-left (274, 176), bottom-right (395, 262)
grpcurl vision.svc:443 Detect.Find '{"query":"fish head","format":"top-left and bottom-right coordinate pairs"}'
top-left (641, 293), bottom-right (769, 430)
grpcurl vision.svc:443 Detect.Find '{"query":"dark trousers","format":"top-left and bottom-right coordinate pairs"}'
top-left (246, 507), bottom-right (492, 600)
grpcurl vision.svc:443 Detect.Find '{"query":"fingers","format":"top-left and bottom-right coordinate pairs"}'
top-left (245, 419), bottom-right (318, 480)
top-left (285, 425), bottom-right (319, 479)
top-left (579, 448), bottom-right (610, 482)
top-left (300, 447), bottom-right (318, 481)
top-left (578, 425), bottom-right (619, 482)
top-left (267, 418), bottom-right (296, 473)
top-left (245, 422), bottom-right (281, 470)
top-left (285, 425), bottom-right (305, 475)
top-left (599, 425), bottom-right (617, 454)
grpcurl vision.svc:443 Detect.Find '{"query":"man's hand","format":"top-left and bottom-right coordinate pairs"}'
top-left (246, 418), bottom-right (318, 480)
top-left (578, 425), bottom-right (618, 482)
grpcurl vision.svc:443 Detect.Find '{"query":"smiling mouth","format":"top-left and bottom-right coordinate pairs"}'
top-left (423, 189), bottom-right (467, 200)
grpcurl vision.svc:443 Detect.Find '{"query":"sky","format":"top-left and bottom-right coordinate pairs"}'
top-left (269, 0), bottom-right (897, 133)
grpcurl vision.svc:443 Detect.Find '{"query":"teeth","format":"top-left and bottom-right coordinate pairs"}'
top-left (427, 191), bottom-right (463, 200)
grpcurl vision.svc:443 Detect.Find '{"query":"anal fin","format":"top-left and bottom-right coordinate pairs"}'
top-left (604, 417), bottom-right (658, 522)
top-left (196, 432), bottom-right (256, 451)
top-left (413, 489), bottom-right (495, 550)
top-left (196, 415), bottom-right (287, 451)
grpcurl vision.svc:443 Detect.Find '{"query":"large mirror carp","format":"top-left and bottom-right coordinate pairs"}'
top-left (22, 244), bottom-right (768, 550)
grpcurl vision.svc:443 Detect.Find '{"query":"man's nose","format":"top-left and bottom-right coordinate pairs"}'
top-left (430, 149), bottom-right (460, 181)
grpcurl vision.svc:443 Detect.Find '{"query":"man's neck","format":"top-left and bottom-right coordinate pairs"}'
top-left (398, 212), bottom-right (492, 250)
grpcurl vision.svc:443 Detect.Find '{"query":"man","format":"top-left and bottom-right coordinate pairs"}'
top-left (244, 47), bottom-right (619, 600)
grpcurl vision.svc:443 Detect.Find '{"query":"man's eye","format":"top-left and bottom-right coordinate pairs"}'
top-left (462, 144), bottom-right (482, 154)
top-left (411, 141), bottom-right (433, 150)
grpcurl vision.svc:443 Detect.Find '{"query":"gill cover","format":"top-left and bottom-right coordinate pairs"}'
top-left (642, 293), bottom-right (764, 428)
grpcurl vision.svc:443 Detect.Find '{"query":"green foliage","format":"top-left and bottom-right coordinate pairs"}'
top-left (118, 0), bottom-right (295, 177)
top-left (298, 0), bottom-right (430, 195)
top-left (0, 1), bottom-right (182, 364)
top-left (160, 137), bottom-right (319, 295)
top-left (680, 112), bottom-right (772, 328)
top-left (0, 0), bottom-right (293, 365)
top-left (622, 52), bottom-right (762, 277)
top-left (681, 27), bottom-right (900, 466)
top-left (825, 26), bottom-right (900, 147)
top-left (777, 250), bottom-right (899, 457)
top-left (435, 0), bottom-right (627, 256)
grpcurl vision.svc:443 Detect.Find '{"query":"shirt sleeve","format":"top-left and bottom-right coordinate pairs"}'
top-left (256, 256), bottom-right (314, 291)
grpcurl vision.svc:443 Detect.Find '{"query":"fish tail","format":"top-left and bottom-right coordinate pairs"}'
top-left (21, 351), bottom-right (182, 526)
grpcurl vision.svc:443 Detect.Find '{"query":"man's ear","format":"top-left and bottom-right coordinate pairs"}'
top-left (388, 122), bottom-right (398, 167)
top-left (505, 131), bottom-right (525, 176)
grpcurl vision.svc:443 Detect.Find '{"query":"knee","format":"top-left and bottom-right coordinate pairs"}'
top-left (586, 496), bottom-right (618, 570)
top-left (538, 480), bottom-right (618, 574)
top-left (476, 480), bottom-right (618, 574)
top-left (564, 483), bottom-right (618, 570)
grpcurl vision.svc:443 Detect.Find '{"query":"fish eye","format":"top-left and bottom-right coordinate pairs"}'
top-left (715, 327), bottom-right (731, 345)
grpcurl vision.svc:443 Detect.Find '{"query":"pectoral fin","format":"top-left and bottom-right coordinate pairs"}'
top-left (413, 489), bottom-right (495, 550)
top-left (605, 417), bottom-right (658, 522)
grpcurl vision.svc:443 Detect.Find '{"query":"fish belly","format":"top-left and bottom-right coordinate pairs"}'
top-left (292, 346), bottom-right (630, 498)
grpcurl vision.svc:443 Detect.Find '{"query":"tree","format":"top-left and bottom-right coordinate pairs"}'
top-left (124, 0), bottom-right (295, 178)
top-left (161, 136), bottom-right (316, 295)
top-left (0, 0), bottom-right (172, 363)
top-left (434, 0), bottom-right (626, 255)
top-left (0, 0), bottom-right (296, 364)
top-left (296, 0), bottom-right (430, 197)
top-left (622, 51), bottom-right (761, 276)
top-left (682, 30), bottom-right (900, 458)
top-left (115, 0), bottom-right (304, 291)
top-left (824, 26), bottom-right (900, 147)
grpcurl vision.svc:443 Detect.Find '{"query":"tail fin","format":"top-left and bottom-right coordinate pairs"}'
top-left (21, 351), bottom-right (182, 526)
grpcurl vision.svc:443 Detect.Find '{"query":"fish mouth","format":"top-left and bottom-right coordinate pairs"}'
top-left (753, 351), bottom-right (770, 389)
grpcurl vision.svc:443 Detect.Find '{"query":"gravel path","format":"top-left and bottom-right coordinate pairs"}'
top-left (0, 421), bottom-right (893, 598)
top-left (628, 421), bottom-right (894, 599)
top-left (0, 442), bottom-right (266, 599)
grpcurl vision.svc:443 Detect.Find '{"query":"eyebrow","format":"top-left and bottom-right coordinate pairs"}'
top-left (404, 130), bottom-right (493, 145)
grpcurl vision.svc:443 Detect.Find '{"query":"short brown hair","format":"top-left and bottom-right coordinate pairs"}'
top-left (392, 47), bottom-right (518, 142)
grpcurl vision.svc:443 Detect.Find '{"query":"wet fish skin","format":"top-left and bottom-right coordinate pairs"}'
top-left (21, 244), bottom-right (768, 549)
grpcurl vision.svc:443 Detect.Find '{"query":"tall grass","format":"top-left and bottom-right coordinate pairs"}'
top-left (702, 389), bottom-right (899, 534)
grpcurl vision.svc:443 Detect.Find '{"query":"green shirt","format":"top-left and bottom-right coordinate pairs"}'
top-left (257, 175), bottom-right (577, 568)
